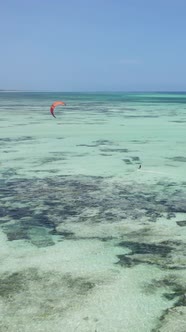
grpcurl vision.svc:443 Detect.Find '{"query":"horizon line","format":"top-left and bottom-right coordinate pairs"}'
top-left (1, 89), bottom-right (186, 93)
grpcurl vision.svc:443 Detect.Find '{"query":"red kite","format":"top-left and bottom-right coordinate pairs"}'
top-left (50, 101), bottom-right (66, 118)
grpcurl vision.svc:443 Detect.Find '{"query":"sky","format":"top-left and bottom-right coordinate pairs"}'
top-left (0, 0), bottom-right (186, 91)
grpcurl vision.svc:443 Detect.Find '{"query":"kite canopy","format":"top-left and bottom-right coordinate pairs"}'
top-left (50, 101), bottom-right (66, 118)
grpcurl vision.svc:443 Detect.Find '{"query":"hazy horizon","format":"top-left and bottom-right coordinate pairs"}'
top-left (1, 89), bottom-right (186, 93)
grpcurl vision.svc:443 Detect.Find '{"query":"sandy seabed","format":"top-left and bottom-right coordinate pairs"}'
top-left (0, 92), bottom-right (186, 331)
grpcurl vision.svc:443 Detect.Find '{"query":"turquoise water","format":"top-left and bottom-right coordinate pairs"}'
top-left (0, 92), bottom-right (186, 331)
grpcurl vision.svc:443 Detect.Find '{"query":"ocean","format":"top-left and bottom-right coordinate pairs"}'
top-left (0, 92), bottom-right (186, 331)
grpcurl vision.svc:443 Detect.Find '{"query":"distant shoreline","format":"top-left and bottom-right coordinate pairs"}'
top-left (0, 90), bottom-right (186, 93)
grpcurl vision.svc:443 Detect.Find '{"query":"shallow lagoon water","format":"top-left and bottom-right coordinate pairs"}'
top-left (0, 92), bottom-right (186, 331)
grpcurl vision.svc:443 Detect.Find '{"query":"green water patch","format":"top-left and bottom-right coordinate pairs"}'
top-left (49, 152), bottom-right (68, 156)
top-left (2, 150), bottom-right (18, 153)
top-left (122, 156), bottom-right (141, 165)
top-left (145, 275), bottom-right (186, 331)
top-left (118, 241), bottom-right (173, 257)
top-left (130, 139), bottom-right (150, 144)
top-left (100, 153), bottom-right (113, 156)
top-left (152, 307), bottom-right (186, 332)
top-left (131, 156), bottom-right (140, 161)
top-left (170, 120), bottom-right (186, 123)
top-left (50, 228), bottom-right (74, 238)
top-left (77, 139), bottom-right (116, 148)
top-left (123, 158), bottom-right (133, 164)
top-left (34, 169), bottom-right (61, 173)
top-left (76, 144), bottom-right (99, 147)
top-left (0, 168), bottom-right (19, 178)
top-left (116, 241), bottom-right (173, 268)
top-left (116, 239), bottom-right (186, 270)
top-left (0, 268), bottom-right (96, 323)
top-left (167, 156), bottom-right (186, 162)
top-left (0, 136), bottom-right (34, 142)
top-left (176, 220), bottom-right (186, 227)
top-left (2, 222), bottom-right (55, 247)
top-left (2, 223), bottom-right (30, 241)
top-left (93, 139), bottom-right (115, 145)
top-left (38, 156), bottom-right (67, 165)
top-left (100, 148), bottom-right (129, 153)
top-left (124, 115), bottom-right (159, 118)
top-left (1, 176), bottom-right (186, 249)
top-left (0, 271), bottom-right (27, 298)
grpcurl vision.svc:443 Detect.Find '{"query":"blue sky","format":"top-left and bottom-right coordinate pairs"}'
top-left (0, 0), bottom-right (186, 91)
